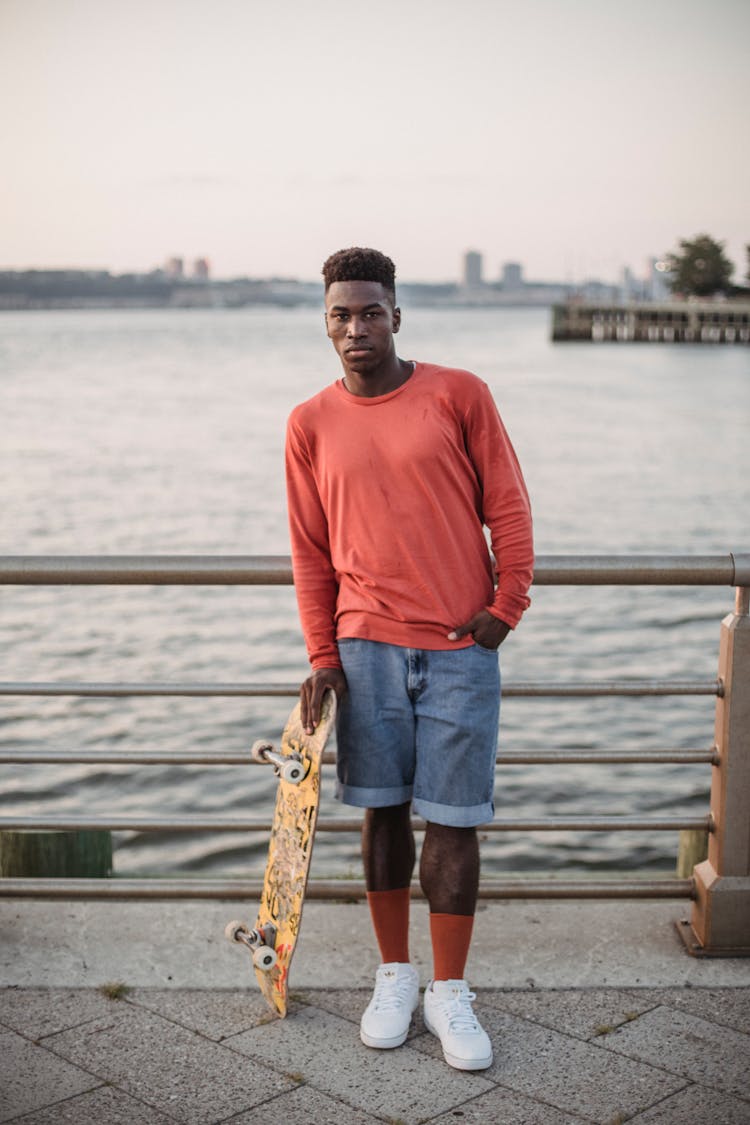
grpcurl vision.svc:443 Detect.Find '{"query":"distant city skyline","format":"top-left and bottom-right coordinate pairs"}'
top-left (1, 0), bottom-right (748, 284)
top-left (1, 247), bottom-right (668, 290)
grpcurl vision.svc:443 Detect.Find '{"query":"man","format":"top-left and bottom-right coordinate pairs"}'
top-left (285, 247), bottom-right (533, 1071)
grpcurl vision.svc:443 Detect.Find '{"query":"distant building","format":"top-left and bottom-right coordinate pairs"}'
top-left (463, 250), bottom-right (483, 289)
top-left (620, 265), bottom-right (641, 302)
top-left (193, 258), bottom-right (210, 280)
top-left (165, 256), bottom-right (184, 278)
top-left (648, 257), bottom-right (672, 302)
top-left (501, 262), bottom-right (524, 290)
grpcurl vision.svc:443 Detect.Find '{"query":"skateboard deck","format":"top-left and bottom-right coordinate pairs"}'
top-left (225, 690), bottom-right (336, 1017)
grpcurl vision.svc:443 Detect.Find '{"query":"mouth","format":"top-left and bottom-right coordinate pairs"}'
top-left (345, 346), bottom-right (372, 357)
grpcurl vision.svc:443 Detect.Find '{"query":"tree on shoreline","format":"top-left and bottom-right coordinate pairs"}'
top-left (666, 234), bottom-right (734, 297)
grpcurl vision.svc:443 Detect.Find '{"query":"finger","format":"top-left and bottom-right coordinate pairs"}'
top-left (447, 617), bottom-right (475, 641)
top-left (309, 681), bottom-right (328, 732)
top-left (300, 680), bottom-right (314, 732)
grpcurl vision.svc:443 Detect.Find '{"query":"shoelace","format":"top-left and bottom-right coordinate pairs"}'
top-left (371, 970), bottom-right (413, 1012)
top-left (442, 988), bottom-right (481, 1034)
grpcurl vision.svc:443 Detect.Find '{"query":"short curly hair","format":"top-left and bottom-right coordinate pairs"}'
top-left (322, 247), bottom-right (396, 300)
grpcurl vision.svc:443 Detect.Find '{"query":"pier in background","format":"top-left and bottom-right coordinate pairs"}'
top-left (552, 301), bottom-right (750, 343)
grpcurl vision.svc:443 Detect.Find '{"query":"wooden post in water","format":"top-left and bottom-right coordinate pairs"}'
top-left (686, 566), bottom-right (750, 955)
top-left (0, 830), bottom-right (112, 877)
top-left (676, 829), bottom-right (708, 878)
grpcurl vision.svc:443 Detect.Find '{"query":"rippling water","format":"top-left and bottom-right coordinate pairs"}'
top-left (1, 306), bottom-right (748, 877)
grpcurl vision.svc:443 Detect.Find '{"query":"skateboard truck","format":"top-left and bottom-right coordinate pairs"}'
top-left (224, 919), bottom-right (278, 971)
top-left (251, 739), bottom-right (307, 784)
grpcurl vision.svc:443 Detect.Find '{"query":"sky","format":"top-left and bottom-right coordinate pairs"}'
top-left (1, 0), bottom-right (748, 284)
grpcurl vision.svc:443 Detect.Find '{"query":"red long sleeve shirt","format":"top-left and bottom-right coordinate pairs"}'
top-left (285, 363), bottom-right (533, 670)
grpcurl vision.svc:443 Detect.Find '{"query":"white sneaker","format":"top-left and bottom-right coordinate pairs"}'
top-left (360, 962), bottom-right (420, 1049)
top-left (423, 979), bottom-right (493, 1070)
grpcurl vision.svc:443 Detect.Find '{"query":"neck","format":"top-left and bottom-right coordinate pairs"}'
top-left (342, 357), bottom-right (413, 398)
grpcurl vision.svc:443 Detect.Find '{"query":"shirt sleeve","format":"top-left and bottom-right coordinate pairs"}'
top-left (285, 413), bottom-right (342, 670)
top-left (462, 382), bottom-right (534, 628)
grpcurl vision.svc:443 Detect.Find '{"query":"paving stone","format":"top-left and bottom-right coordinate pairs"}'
top-left (0, 1028), bottom-right (100, 1124)
top-left (43, 1000), bottom-right (294, 1123)
top-left (7, 1084), bottom-right (177, 1124)
top-left (600, 1005), bottom-right (750, 1099)
top-left (412, 1004), bottom-right (687, 1122)
top-left (620, 986), bottom-right (750, 1036)
top-left (295, 987), bottom-right (428, 1041)
top-left (0, 987), bottom-right (116, 1040)
top-left (127, 987), bottom-right (274, 1041)
top-left (426, 1084), bottom-right (590, 1124)
top-left (293, 987), bottom-right (370, 1024)
top-left (482, 988), bottom-right (657, 1041)
top-left (225, 1083), bottom-right (386, 1123)
top-left (627, 1082), bottom-right (750, 1123)
top-left (226, 1003), bottom-right (494, 1124)
top-left (2, 985), bottom-right (749, 1124)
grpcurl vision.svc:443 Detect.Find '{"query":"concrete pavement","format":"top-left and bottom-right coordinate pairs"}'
top-left (1, 900), bottom-right (749, 1123)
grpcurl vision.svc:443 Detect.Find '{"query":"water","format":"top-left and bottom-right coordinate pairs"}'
top-left (1, 306), bottom-right (748, 878)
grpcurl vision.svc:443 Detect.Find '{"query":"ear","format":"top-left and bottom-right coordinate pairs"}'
top-left (324, 312), bottom-right (332, 338)
top-left (392, 305), bottom-right (401, 334)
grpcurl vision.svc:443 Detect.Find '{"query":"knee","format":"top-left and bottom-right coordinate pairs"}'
top-left (366, 802), bottom-right (412, 828)
top-left (424, 823), bottom-right (478, 851)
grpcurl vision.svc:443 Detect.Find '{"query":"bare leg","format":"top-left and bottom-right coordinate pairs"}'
top-left (363, 802), bottom-right (415, 891)
top-left (419, 823), bottom-right (479, 915)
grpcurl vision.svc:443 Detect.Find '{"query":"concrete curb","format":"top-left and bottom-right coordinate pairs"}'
top-left (2, 899), bottom-right (748, 990)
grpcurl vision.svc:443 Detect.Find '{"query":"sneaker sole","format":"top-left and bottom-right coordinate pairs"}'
top-left (441, 1048), bottom-right (493, 1071)
top-left (360, 1026), bottom-right (410, 1049)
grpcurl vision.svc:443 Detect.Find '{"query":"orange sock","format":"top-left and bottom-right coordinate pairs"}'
top-left (366, 887), bottom-right (411, 964)
top-left (429, 913), bottom-right (475, 981)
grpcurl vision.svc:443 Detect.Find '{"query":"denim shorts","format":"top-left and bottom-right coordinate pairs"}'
top-left (335, 639), bottom-right (500, 827)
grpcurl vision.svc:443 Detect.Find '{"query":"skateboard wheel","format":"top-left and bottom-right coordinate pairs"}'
top-left (251, 739), bottom-right (275, 763)
top-left (253, 945), bottom-right (278, 971)
top-left (279, 759), bottom-right (306, 784)
top-left (224, 920), bottom-right (247, 943)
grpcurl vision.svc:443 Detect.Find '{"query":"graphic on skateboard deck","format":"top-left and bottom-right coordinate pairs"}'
top-left (225, 689), bottom-right (336, 1017)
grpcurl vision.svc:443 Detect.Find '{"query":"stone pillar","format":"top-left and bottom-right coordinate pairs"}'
top-left (689, 573), bottom-right (750, 954)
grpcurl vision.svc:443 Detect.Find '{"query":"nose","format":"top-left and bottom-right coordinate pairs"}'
top-left (346, 315), bottom-right (368, 338)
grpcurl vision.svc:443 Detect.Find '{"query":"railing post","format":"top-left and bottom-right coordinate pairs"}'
top-left (688, 574), bottom-right (750, 954)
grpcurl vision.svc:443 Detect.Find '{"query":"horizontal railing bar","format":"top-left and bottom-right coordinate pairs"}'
top-left (510, 681), bottom-right (721, 698)
top-left (0, 679), bottom-right (721, 698)
top-left (0, 682), bottom-right (298, 697)
top-left (0, 749), bottom-right (718, 766)
top-left (0, 815), bottom-right (712, 833)
top-left (534, 554), bottom-right (738, 586)
top-left (495, 749), bottom-right (719, 765)
top-left (0, 556), bottom-right (295, 586)
top-left (0, 877), bottom-right (695, 901)
top-left (0, 553), bottom-right (740, 586)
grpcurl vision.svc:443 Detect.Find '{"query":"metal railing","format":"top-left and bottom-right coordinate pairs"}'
top-left (1, 553), bottom-right (748, 954)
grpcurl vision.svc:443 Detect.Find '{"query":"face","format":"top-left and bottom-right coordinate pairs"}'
top-left (324, 280), bottom-right (401, 373)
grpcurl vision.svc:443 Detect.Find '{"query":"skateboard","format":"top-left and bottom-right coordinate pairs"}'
top-left (225, 689), bottom-right (336, 1017)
